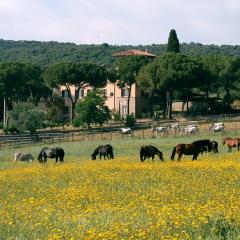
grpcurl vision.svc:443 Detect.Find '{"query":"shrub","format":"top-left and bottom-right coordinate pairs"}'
top-left (125, 114), bottom-right (136, 127)
top-left (8, 102), bottom-right (46, 134)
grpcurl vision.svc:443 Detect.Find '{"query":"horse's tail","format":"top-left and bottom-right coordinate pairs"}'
top-left (38, 149), bottom-right (43, 161)
top-left (171, 146), bottom-right (176, 161)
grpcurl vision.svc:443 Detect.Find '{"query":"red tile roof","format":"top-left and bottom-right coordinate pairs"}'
top-left (113, 49), bottom-right (157, 58)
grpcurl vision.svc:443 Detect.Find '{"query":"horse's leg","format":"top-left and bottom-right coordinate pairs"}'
top-left (44, 156), bottom-right (47, 164)
top-left (177, 153), bottom-right (182, 161)
top-left (192, 154), bottom-right (198, 161)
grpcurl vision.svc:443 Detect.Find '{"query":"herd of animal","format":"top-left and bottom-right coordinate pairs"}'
top-left (12, 136), bottom-right (239, 163)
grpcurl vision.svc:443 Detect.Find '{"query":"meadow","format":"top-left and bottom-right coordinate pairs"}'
top-left (0, 133), bottom-right (240, 239)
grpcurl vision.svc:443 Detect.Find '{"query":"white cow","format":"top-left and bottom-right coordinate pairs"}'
top-left (152, 126), bottom-right (169, 135)
top-left (13, 152), bottom-right (34, 162)
top-left (209, 122), bottom-right (224, 132)
top-left (181, 125), bottom-right (199, 134)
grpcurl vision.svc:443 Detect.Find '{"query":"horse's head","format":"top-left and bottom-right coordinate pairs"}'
top-left (158, 152), bottom-right (164, 161)
top-left (91, 154), bottom-right (96, 160)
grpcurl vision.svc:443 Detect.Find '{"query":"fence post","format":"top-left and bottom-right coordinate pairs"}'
top-left (142, 128), bottom-right (145, 139)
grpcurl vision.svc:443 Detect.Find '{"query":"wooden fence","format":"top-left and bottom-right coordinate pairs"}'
top-left (0, 114), bottom-right (240, 148)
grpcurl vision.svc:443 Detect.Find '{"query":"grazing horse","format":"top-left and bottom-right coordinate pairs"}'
top-left (91, 144), bottom-right (114, 160)
top-left (199, 140), bottom-right (219, 154)
top-left (209, 122), bottom-right (224, 133)
top-left (222, 137), bottom-right (240, 152)
top-left (181, 125), bottom-right (199, 135)
top-left (140, 145), bottom-right (164, 162)
top-left (152, 126), bottom-right (169, 135)
top-left (13, 152), bottom-right (34, 162)
top-left (171, 140), bottom-right (212, 161)
top-left (38, 147), bottom-right (65, 163)
top-left (120, 128), bottom-right (132, 135)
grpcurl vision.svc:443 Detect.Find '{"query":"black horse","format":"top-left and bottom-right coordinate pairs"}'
top-left (200, 140), bottom-right (219, 154)
top-left (171, 139), bottom-right (212, 161)
top-left (140, 145), bottom-right (164, 162)
top-left (91, 144), bottom-right (114, 160)
top-left (38, 147), bottom-right (65, 163)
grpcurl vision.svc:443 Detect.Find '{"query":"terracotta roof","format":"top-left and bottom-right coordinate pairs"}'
top-left (113, 49), bottom-right (157, 58)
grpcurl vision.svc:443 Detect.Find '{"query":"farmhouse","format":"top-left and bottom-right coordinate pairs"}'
top-left (59, 49), bottom-right (157, 119)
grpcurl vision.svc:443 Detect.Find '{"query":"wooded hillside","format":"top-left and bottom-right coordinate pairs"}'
top-left (0, 39), bottom-right (239, 68)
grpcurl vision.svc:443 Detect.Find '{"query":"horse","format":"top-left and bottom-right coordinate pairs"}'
top-left (13, 152), bottom-right (34, 162)
top-left (38, 147), bottom-right (65, 163)
top-left (209, 122), bottom-right (224, 133)
top-left (91, 144), bottom-right (114, 160)
top-left (171, 139), bottom-right (212, 161)
top-left (140, 145), bottom-right (164, 162)
top-left (120, 127), bottom-right (132, 135)
top-left (171, 123), bottom-right (180, 132)
top-left (152, 126), bottom-right (169, 135)
top-left (198, 140), bottom-right (219, 154)
top-left (181, 125), bottom-right (199, 135)
top-left (222, 137), bottom-right (240, 152)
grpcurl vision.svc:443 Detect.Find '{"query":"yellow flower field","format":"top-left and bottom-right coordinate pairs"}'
top-left (0, 153), bottom-right (240, 239)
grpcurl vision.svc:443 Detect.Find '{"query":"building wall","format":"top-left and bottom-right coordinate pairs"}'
top-left (59, 82), bottom-right (150, 119)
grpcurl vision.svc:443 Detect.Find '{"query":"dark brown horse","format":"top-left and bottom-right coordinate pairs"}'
top-left (222, 137), bottom-right (240, 152)
top-left (171, 139), bottom-right (212, 161)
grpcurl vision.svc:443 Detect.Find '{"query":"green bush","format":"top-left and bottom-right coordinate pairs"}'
top-left (125, 114), bottom-right (136, 127)
top-left (8, 102), bottom-right (46, 134)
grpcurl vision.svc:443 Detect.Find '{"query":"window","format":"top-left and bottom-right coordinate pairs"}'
top-left (122, 106), bottom-right (128, 115)
top-left (79, 89), bottom-right (84, 98)
top-left (102, 89), bottom-right (107, 97)
top-left (110, 92), bottom-right (114, 97)
top-left (62, 90), bottom-right (69, 98)
top-left (121, 88), bottom-right (129, 97)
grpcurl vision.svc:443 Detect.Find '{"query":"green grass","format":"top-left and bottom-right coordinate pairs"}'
top-left (0, 132), bottom-right (235, 168)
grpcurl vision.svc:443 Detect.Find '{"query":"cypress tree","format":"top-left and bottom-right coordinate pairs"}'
top-left (167, 29), bottom-right (180, 53)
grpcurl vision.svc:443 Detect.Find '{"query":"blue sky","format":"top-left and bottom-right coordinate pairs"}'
top-left (0, 0), bottom-right (239, 45)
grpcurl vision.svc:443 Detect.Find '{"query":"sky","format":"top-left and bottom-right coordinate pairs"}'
top-left (0, 0), bottom-right (239, 46)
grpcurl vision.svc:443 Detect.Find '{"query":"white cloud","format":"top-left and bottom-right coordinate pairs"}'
top-left (0, 0), bottom-right (239, 45)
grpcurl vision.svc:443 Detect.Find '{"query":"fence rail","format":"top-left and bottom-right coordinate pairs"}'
top-left (0, 114), bottom-right (240, 148)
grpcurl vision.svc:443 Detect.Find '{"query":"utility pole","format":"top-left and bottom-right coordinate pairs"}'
top-left (3, 91), bottom-right (6, 128)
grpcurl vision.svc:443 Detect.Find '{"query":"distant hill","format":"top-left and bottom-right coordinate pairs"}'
top-left (0, 39), bottom-right (239, 68)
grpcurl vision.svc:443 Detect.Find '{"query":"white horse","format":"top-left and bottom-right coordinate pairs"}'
top-left (171, 123), bottom-right (180, 131)
top-left (209, 122), bottom-right (224, 132)
top-left (181, 125), bottom-right (199, 134)
top-left (120, 127), bottom-right (132, 135)
top-left (152, 126), bottom-right (169, 135)
top-left (13, 152), bottom-right (34, 162)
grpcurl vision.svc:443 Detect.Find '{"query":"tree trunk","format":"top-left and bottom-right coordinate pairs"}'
top-left (70, 101), bottom-right (76, 123)
top-left (127, 85), bottom-right (132, 116)
top-left (166, 91), bottom-right (172, 119)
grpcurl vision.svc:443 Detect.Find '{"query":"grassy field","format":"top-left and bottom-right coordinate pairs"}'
top-left (0, 134), bottom-right (240, 239)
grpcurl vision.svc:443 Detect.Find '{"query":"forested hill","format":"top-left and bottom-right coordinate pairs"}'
top-left (0, 39), bottom-right (239, 68)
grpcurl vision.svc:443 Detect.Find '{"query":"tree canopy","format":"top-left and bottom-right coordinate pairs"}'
top-left (43, 61), bottom-right (108, 121)
top-left (167, 29), bottom-right (180, 53)
top-left (73, 89), bottom-right (110, 127)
